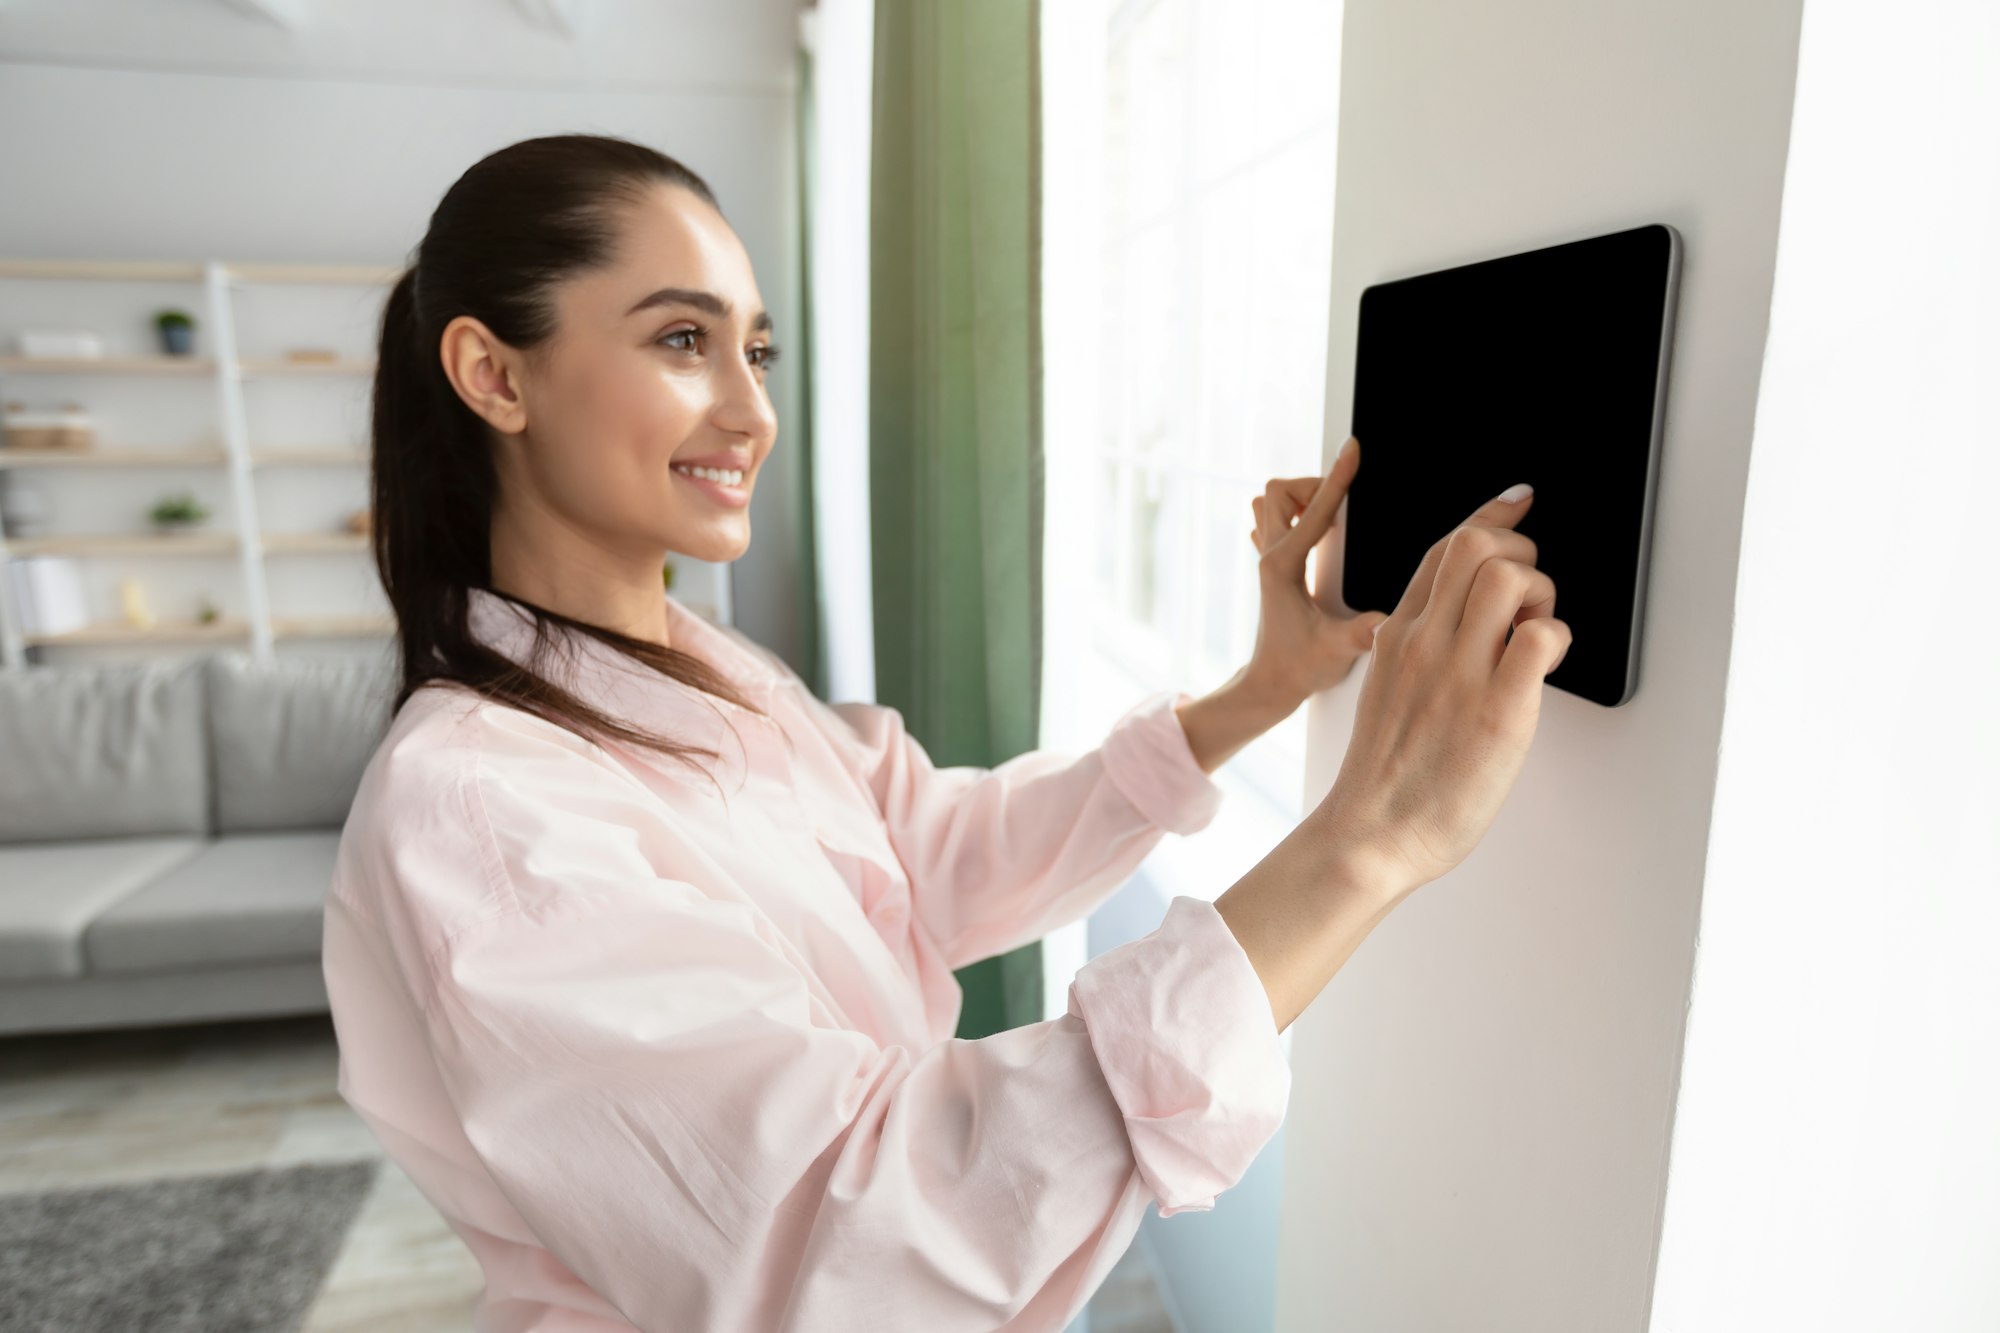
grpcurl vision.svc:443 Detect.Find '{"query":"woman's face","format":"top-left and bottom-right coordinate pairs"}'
top-left (471, 183), bottom-right (780, 568)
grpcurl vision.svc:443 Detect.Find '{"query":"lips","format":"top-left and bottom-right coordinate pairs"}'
top-left (672, 452), bottom-right (753, 471)
top-left (669, 459), bottom-right (751, 507)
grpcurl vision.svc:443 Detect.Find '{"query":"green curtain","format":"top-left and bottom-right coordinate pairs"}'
top-left (869, 0), bottom-right (1045, 1039)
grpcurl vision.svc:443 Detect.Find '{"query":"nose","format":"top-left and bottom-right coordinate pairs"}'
top-left (711, 347), bottom-right (778, 445)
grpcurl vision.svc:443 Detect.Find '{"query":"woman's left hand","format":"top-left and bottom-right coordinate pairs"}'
top-left (1241, 435), bottom-right (1390, 713)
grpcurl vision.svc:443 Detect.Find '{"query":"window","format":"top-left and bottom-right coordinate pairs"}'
top-left (1043, 0), bottom-right (1346, 826)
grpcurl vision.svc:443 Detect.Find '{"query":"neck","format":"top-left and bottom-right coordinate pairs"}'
top-left (488, 497), bottom-right (671, 651)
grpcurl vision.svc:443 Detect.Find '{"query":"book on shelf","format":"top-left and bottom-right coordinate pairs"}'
top-left (6, 555), bottom-right (88, 635)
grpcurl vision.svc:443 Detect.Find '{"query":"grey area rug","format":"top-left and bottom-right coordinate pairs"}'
top-left (0, 1158), bottom-right (380, 1333)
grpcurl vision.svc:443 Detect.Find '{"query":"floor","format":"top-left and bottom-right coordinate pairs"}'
top-left (0, 1011), bottom-right (1175, 1331)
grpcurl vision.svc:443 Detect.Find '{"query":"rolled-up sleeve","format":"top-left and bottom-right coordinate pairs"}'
top-left (386, 710), bottom-right (1287, 1331)
top-left (813, 689), bottom-right (1226, 969)
top-left (1067, 895), bottom-right (1289, 1217)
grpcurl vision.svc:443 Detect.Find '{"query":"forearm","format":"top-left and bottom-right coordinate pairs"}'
top-left (1212, 810), bottom-right (1416, 1033)
top-left (1172, 667), bottom-right (1298, 775)
top-left (825, 692), bottom-right (1227, 969)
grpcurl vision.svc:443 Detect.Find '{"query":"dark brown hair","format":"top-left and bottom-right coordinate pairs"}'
top-left (371, 133), bottom-right (765, 782)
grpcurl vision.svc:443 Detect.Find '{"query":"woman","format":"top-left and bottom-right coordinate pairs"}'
top-left (323, 133), bottom-right (1567, 1333)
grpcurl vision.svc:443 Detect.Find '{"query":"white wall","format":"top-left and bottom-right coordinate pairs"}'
top-left (1649, 3), bottom-right (2000, 1328)
top-left (0, 0), bottom-right (810, 668)
top-left (1278, 0), bottom-right (1807, 1328)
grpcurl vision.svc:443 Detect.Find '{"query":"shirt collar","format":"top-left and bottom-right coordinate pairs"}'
top-left (463, 586), bottom-right (783, 755)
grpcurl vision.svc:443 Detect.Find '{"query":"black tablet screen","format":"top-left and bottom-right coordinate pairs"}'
top-left (1341, 223), bottom-right (1679, 707)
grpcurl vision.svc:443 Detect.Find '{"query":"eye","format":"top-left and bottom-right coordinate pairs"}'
top-left (655, 326), bottom-right (782, 374)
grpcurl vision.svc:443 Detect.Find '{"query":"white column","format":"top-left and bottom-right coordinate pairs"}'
top-left (1648, 3), bottom-right (2000, 1329)
top-left (1279, 0), bottom-right (1811, 1328)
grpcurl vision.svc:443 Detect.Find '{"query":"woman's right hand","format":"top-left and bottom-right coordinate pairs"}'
top-left (1314, 482), bottom-right (1571, 898)
top-left (1213, 474), bottom-right (1572, 1032)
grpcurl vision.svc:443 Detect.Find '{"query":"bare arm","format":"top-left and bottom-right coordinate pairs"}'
top-left (1171, 666), bottom-right (1297, 775)
top-left (1213, 811), bottom-right (1409, 1032)
top-left (1205, 475), bottom-right (1570, 1033)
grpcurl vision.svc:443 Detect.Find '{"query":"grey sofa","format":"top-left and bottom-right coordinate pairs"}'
top-left (0, 650), bottom-right (397, 1037)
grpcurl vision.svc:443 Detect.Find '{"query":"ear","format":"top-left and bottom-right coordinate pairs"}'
top-left (439, 314), bottom-right (529, 435)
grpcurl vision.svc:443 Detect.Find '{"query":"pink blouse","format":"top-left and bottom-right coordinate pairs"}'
top-left (322, 586), bottom-right (1291, 1332)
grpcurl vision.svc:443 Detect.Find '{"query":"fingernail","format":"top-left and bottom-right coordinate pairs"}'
top-left (1337, 435), bottom-right (1356, 465)
top-left (1496, 482), bottom-right (1533, 503)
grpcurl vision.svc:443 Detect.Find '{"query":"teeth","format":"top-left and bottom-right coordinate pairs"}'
top-left (673, 464), bottom-right (744, 486)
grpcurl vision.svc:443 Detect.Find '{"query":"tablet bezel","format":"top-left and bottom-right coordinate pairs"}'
top-left (1341, 222), bottom-right (1683, 707)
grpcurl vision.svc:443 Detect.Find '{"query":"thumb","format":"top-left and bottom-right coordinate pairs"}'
top-left (1353, 611), bottom-right (1390, 649)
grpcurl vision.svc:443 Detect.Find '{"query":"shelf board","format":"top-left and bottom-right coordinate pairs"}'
top-left (271, 613), bottom-right (395, 639)
top-left (0, 260), bottom-right (206, 282)
top-left (224, 263), bottom-right (400, 286)
top-left (23, 617), bottom-right (250, 646)
top-left (236, 358), bottom-right (376, 377)
top-left (0, 355), bottom-right (215, 375)
top-left (0, 260), bottom-right (397, 284)
top-left (6, 533), bottom-right (240, 556)
top-left (261, 531), bottom-right (370, 554)
top-left (0, 447), bottom-right (368, 468)
top-left (0, 447), bottom-right (230, 469)
top-left (249, 447), bottom-right (366, 466)
top-left (0, 356), bottom-right (381, 377)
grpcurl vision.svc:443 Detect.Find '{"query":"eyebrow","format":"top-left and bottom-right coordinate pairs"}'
top-left (624, 286), bottom-right (773, 334)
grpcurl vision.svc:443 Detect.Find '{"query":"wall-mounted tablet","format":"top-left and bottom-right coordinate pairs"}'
top-left (1341, 222), bottom-right (1682, 707)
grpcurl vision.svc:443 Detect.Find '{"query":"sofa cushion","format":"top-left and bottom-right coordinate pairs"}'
top-left (0, 659), bottom-right (209, 843)
top-left (205, 651), bottom-right (398, 833)
top-left (84, 830), bottom-right (342, 975)
top-left (0, 837), bottom-right (207, 981)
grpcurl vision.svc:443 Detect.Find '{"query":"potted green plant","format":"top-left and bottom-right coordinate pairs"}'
top-left (155, 309), bottom-right (198, 356)
top-left (149, 490), bottom-right (211, 534)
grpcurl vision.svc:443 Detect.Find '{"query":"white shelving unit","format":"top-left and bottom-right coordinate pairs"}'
top-left (0, 258), bottom-right (732, 668)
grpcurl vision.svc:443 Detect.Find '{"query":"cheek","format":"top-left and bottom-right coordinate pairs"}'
top-left (596, 358), bottom-right (704, 467)
top-left (537, 357), bottom-right (703, 521)
top-left (640, 374), bottom-right (712, 466)
top-left (577, 357), bottom-right (705, 468)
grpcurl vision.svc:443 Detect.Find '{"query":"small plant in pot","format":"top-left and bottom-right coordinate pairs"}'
top-left (149, 491), bottom-right (210, 534)
top-left (155, 309), bottom-right (198, 356)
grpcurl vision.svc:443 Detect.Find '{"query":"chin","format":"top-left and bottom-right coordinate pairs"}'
top-left (668, 526), bottom-right (751, 566)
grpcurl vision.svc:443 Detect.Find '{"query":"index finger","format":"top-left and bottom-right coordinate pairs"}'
top-left (1269, 436), bottom-right (1361, 576)
top-left (1392, 482), bottom-right (1536, 620)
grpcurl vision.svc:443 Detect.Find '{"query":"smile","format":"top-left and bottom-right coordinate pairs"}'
top-left (671, 462), bottom-right (751, 507)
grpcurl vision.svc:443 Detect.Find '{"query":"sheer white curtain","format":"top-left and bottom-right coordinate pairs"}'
top-left (1040, 0), bottom-right (1345, 1018)
top-left (803, 0), bottom-right (877, 707)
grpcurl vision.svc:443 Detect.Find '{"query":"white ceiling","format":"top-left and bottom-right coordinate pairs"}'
top-left (0, 0), bottom-right (803, 92)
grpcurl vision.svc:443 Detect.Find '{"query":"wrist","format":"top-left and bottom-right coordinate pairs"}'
top-left (1231, 661), bottom-right (1306, 722)
top-left (1214, 800), bottom-right (1418, 1031)
top-left (1174, 670), bottom-right (1299, 775)
top-left (1301, 803), bottom-right (1424, 907)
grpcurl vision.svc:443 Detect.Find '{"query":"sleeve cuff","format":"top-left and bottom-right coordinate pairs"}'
top-left (1066, 894), bottom-right (1291, 1216)
top-left (1099, 690), bottom-right (1226, 838)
